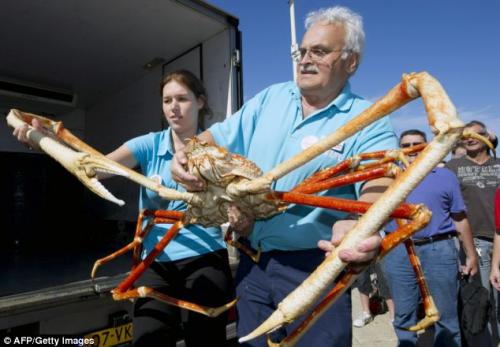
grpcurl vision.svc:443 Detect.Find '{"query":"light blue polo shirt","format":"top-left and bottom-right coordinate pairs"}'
top-left (126, 128), bottom-right (225, 262)
top-left (210, 81), bottom-right (398, 251)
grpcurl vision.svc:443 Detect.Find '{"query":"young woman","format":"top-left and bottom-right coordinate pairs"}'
top-left (13, 70), bottom-right (234, 346)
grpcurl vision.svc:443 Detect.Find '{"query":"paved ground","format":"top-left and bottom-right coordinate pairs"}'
top-left (352, 288), bottom-right (398, 347)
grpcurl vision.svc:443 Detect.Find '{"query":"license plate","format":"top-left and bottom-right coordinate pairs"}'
top-left (83, 322), bottom-right (133, 347)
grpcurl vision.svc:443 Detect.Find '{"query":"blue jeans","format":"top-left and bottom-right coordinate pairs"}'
top-left (383, 238), bottom-right (461, 347)
top-left (235, 248), bottom-right (352, 347)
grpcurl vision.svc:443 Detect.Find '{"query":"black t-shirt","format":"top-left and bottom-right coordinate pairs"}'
top-left (445, 156), bottom-right (500, 239)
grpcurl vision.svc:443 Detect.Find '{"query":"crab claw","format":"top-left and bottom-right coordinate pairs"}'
top-left (239, 309), bottom-right (289, 343)
top-left (7, 111), bottom-right (126, 205)
top-left (462, 129), bottom-right (496, 158)
top-left (73, 153), bottom-right (133, 206)
top-left (43, 142), bottom-right (127, 206)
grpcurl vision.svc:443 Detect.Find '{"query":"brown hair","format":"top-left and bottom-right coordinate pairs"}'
top-left (160, 70), bottom-right (212, 130)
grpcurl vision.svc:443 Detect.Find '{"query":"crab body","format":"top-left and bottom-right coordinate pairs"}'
top-left (183, 137), bottom-right (287, 226)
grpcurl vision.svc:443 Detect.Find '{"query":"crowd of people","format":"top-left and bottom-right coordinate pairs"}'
top-left (353, 123), bottom-right (500, 347)
top-left (12, 4), bottom-right (500, 347)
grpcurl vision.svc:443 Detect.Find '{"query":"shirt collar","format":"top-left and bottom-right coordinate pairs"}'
top-left (330, 82), bottom-right (355, 112)
top-left (157, 127), bottom-right (174, 157)
top-left (290, 81), bottom-right (355, 113)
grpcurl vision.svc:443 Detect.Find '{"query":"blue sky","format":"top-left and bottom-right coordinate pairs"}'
top-left (208, 0), bottom-right (500, 141)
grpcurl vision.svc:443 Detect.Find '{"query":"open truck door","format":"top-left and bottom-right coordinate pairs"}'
top-left (0, 1), bottom-right (241, 344)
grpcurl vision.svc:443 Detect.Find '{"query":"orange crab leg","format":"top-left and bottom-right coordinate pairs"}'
top-left (293, 163), bottom-right (397, 195)
top-left (269, 192), bottom-right (417, 219)
top-left (267, 268), bottom-right (358, 347)
top-left (114, 286), bottom-right (237, 317)
top-left (114, 220), bottom-right (184, 294)
top-left (401, 235), bottom-right (439, 331)
top-left (270, 207), bottom-right (431, 347)
top-left (292, 152), bottom-right (391, 190)
top-left (91, 210), bottom-right (184, 278)
top-left (112, 216), bottom-right (237, 317)
top-left (292, 143), bottom-right (426, 193)
top-left (224, 229), bottom-right (261, 262)
top-left (293, 160), bottom-right (354, 189)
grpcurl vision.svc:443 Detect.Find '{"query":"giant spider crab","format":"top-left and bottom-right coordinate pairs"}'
top-left (7, 72), bottom-right (492, 346)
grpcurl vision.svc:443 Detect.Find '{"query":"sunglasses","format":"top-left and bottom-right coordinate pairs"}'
top-left (400, 142), bottom-right (424, 148)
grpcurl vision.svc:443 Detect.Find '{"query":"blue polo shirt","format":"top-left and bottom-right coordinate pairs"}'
top-left (126, 128), bottom-right (225, 262)
top-left (210, 81), bottom-right (398, 251)
top-left (386, 167), bottom-right (466, 238)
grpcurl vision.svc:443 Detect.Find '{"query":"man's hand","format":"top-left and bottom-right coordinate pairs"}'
top-left (490, 266), bottom-right (500, 291)
top-left (171, 149), bottom-right (205, 191)
top-left (317, 219), bottom-right (381, 263)
top-left (461, 254), bottom-right (478, 277)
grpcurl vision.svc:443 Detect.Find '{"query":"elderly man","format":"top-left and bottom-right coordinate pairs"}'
top-left (173, 6), bottom-right (397, 346)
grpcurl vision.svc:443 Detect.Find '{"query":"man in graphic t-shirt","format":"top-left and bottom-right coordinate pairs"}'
top-left (446, 120), bottom-right (500, 345)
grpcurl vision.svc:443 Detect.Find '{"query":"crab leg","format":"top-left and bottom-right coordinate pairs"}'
top-left (292, 163), bottom-right (398, 194)
top-left (292, 144), bottom-right (425, 192)
top-left (270, 212), bottom-right (431, 347)
top-left (235, 72), bottom-right (453, 195)
top-left (239, 72), bottom-right (464, 343)
top-left (113, 220), bottom-right (185, 295)
top-left (402, 238), bottom-right (439, 331)
top-left (270, 192), bottom-right (417, 219)
top-left (115, 286), bottom-right (237, 317)
top-left (111, 217), bottom-right (237, 317)
top-left (6, 109), bottom-right (196, 205)
top-left (224, 229), bottom-right (261, 262)
top-left (91, 210), bottom-right (184, 278)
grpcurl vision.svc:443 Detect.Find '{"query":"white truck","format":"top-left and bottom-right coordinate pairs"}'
top-left (0, 1), bottom-right (242, 345)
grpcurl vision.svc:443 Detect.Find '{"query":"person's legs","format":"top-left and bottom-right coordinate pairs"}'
top-left (235, 252), bottom-right (279, 347)
top-left (385, 298), bottom-right (395, 322)
top-left (472, 238), bottom-right (499, 345)
top-left (181, 250), bottom-right (234, 347)
top-left (382, 243), bottom-right (419, 346)
top-left (133, 250), bottom-right (234, 347)
top-left (353, 268), bottom-right (373, 327)
top-left (374, 262), bottom-right (394, 321)
top-left (132, 263), bottom-right (181, 347)
top-left (236, 249), bottom-right (351, 347)
top-left (270, 249), bottom-right (352, 347)
top-left (417, 239), bottom-right (461, 347)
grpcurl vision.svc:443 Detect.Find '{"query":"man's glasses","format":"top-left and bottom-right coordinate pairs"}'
top-left (400, 142), bottom-right (424, 148)
top-left (291, 47), bottom-right (350, 63)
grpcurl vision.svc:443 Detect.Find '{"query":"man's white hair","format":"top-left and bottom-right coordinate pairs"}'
top-left (305, 6), bottom-right (365, 61)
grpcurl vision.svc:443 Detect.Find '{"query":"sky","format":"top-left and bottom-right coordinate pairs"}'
top-left (207, 0), bottom-right (500, 141)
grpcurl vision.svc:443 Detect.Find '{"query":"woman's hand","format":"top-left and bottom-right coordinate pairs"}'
top-left (12, 118), bottom-right (43, 150)
top-left (171, 149), bottom-right (205, 191)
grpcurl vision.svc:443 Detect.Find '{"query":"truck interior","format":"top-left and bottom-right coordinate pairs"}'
top-left (0, 0), bottom-right (241, 340)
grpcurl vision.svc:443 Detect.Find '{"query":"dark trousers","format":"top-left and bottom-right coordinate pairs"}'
top-left (132, 249), bottom-right (234, 347)
top-left (235, 248), bottom-right (352, 347)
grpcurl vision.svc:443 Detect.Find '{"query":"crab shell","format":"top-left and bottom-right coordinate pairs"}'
top-left (182, 138), bottom-right (287, 226)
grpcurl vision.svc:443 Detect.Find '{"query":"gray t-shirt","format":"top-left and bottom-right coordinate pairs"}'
top-left (445, 156), bottom-right (500, 239)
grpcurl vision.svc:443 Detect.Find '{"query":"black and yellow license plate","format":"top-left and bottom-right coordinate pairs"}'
top-left (83, 322), bottom-right (133, 347)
